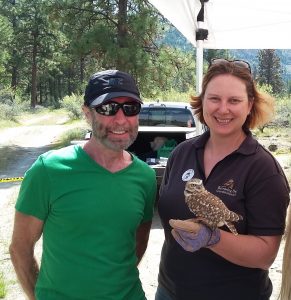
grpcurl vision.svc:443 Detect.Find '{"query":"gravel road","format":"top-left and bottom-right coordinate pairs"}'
top-left (0, 122), bottom-right (289, 300)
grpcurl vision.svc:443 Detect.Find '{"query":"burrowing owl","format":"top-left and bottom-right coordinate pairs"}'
top-left (184, 178), bottom-right (242, 235)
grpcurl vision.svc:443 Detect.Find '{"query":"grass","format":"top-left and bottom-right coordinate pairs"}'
top-left (0, 107), bottom-right (69, 129)
top-left (0, 107), bottom-right (87, 131)
top-left (0, 107), bottom-right (88, 169)
top-left (252, 127), bottom-right (291, 154)
top-left (56, 126), bottom-right (88, 148)
top-left (0, 273), bottom-right (6, 298)
top-left (253, 126), bottom-right (290, 139)
top-left (0, 119), bottom-right (19, 129)
top-left (18, 107), bottom-right (71, 126)
top-left (252, 125), bottom-right (291, 185)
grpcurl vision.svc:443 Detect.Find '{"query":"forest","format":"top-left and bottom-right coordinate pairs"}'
top-left (0, 0), bottom-right (290, 114)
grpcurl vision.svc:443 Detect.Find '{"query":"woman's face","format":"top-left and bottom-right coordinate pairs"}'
top-left (202, 74), bottom-right (253, 137)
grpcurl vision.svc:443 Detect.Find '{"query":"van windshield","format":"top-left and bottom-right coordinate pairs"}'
top-left (139, 106), bottom-right (195, 127)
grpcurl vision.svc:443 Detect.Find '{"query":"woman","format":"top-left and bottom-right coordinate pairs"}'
top-left (155, 59), bottom-right (290, 300)
top-left (279, 206), bottom-right (291, 300)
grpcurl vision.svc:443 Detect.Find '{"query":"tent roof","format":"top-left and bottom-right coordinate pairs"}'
top-left (148, 0), bottom-right (291, 49)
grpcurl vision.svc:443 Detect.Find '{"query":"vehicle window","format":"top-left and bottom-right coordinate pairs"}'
top-left (139, 107), bottom-right (195, 127)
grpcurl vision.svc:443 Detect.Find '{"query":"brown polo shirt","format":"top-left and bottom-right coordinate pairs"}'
top-left (157, 130), bottom-right (290, 300)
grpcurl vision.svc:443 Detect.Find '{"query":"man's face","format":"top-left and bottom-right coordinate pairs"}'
top-left (89, 97), bottom-right (139, 152)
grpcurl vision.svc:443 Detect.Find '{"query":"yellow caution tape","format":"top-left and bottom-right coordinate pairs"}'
top-left (0, 177), bottom-right (24, 183)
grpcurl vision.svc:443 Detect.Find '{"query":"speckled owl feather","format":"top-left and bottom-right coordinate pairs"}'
top-left (184, 178), bottom-right (243, 235)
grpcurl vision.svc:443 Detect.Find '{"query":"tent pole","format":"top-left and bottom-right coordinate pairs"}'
top-left (196, 40), bottom-right (203, 95)
top-left (195, 0), bottom-right (209, 135)
top-left (195, 40), bottom-right (204, 135)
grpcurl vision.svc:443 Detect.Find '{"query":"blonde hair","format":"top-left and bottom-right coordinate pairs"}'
top-left (279, 206), bottom-right (291, 300)
top-left (190, 61), bottom-right (275, 130)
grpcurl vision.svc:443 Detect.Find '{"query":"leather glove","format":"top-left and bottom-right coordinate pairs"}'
top-left (169, 219), bottom-right (220, 252)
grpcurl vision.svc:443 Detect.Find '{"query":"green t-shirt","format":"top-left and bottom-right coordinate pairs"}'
top-left (16, 145), bottom-right (156, 300)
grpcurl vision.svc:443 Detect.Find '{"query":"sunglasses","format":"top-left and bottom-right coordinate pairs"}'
top-left (210, 58), bottom-right (251, 74)
top-left (92, 101), bottom-right (141, 116)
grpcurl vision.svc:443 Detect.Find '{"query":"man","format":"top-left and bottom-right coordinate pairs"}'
top-left (9, 70), bottom-right (157, 300)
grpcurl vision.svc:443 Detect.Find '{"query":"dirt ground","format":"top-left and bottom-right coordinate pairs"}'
top-left (0, 117), bottom-right (290, 300)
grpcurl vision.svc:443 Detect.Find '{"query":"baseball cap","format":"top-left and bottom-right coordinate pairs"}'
top-left (84, 70), bottom-right (142, 107)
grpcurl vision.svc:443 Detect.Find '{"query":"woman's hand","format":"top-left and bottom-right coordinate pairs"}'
top-left (169, 219), bottom-right (220, 252)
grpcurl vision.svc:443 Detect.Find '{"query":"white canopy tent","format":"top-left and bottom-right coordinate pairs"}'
top-left (148, 0), bottom-right (291, 49)
top-left (148, 0), bottom-right (291, 132)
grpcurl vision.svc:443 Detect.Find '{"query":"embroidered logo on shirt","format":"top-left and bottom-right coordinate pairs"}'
top-left (216, 179), bottom-right (237, 197)
top-left (182, 169), bottom-right (195, 181)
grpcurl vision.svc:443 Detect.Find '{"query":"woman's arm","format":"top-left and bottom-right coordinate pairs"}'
top-left (170, 218), bottom-right (281, 269)
top-left (210, 230), bottom-right (282, 270)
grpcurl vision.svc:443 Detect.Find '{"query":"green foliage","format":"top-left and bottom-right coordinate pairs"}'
top-left (204, 49), bottom-right (232, 64)
top-left (145, 88), bottom-right (196, 103)
top-left (256, 90), bottom-right (291, 133)
top-left (0, 103), bottom-right (19, 120)
top-left (0, 88), bottom-right (26, 120)
top-left (256, 94), bottom-right (291, 134)
top-left (61, 93), bottom-right (84, 120)
top-left (72, 24), bottom-right (114, 57)
top-left (57, 127), bottom-right (88, 148)
top-left (1, 0), bottom-right (291, 109)
top-left (0, 272), bottom-right (6, 298)
top-left (0, 15), bottom-right (12, 81)
top-left (256, 50), bottom-right (285, 94)
top-left (158, 22), bottom-right (194, 52)
top-left (257, 83), bottom-right (273, 95)
top-left (274, 95), bottom-right (291, 127)
top-left (141, 47), bottom-right (196, 98)
top-left (0, 87), bottom-right (14, 104)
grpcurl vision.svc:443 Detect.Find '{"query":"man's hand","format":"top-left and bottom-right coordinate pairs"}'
top-left (169, 219), bottom-right (220, 252)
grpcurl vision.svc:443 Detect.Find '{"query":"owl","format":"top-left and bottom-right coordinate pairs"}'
top-left (184, 178), bottom-right (242, 235)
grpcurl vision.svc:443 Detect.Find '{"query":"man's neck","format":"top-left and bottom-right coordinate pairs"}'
top-left (82, 140), bottom-right (132, 172)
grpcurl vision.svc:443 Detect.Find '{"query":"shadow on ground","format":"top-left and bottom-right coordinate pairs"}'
top-left (0, 143), bottom-right (60, 190)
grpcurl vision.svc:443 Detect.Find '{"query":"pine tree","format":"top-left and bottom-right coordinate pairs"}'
top-left (0, 15), bottom-right (12, 86)
top-left (256, 49), bottom-right (285, 94)
top-left (204, 49), bottom-right (231, 65)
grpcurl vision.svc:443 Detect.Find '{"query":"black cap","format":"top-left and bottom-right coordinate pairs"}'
top-left (84, 70), bottom-right (142, 107)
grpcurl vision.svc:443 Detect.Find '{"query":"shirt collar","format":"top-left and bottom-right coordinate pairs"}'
top-left (194, 129), bottom-right (258, 156)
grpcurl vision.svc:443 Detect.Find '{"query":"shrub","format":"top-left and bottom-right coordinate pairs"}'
top-left (145, 88), bottom-right (196, 103)
top-left (57, 127), bottom-right (88, 148)
top-left (0, 88), bottom-right (31, 120)
top-left (61, 93), bottom-right (83, 120)
top-left (0, 88), bottom-right (16, 120)
top-left (274, 96), bottom-right (291, 127)
top-left (0, 102), bottom-right (20, 121)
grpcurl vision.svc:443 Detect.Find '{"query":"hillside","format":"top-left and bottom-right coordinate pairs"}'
top-left (162, 27), bottom-right (291, 80)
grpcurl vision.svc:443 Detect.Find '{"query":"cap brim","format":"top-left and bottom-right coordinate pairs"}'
top-left (89, 92), bottom-right (143, 107)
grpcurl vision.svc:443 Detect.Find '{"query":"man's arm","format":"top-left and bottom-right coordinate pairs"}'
top-left (136, 221), bottom-right (152, 265)
top-left (9, 211), bottom-right (44, 300)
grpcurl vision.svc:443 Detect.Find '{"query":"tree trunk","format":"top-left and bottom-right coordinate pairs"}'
top-left (67, 68), bottom-right (72, 95)
top-left (39, 81), bottom-right (43, 104)
top-left (11, 61), bottom-right (17, 96)
top-left (80, 57), bottom-right (85, 83)
top-left (31, 33), bottom-right (38, 108)
top-left (117, 0), bottom-right (128, 71)
top-left (10, 6), bottom-right (17, 98)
